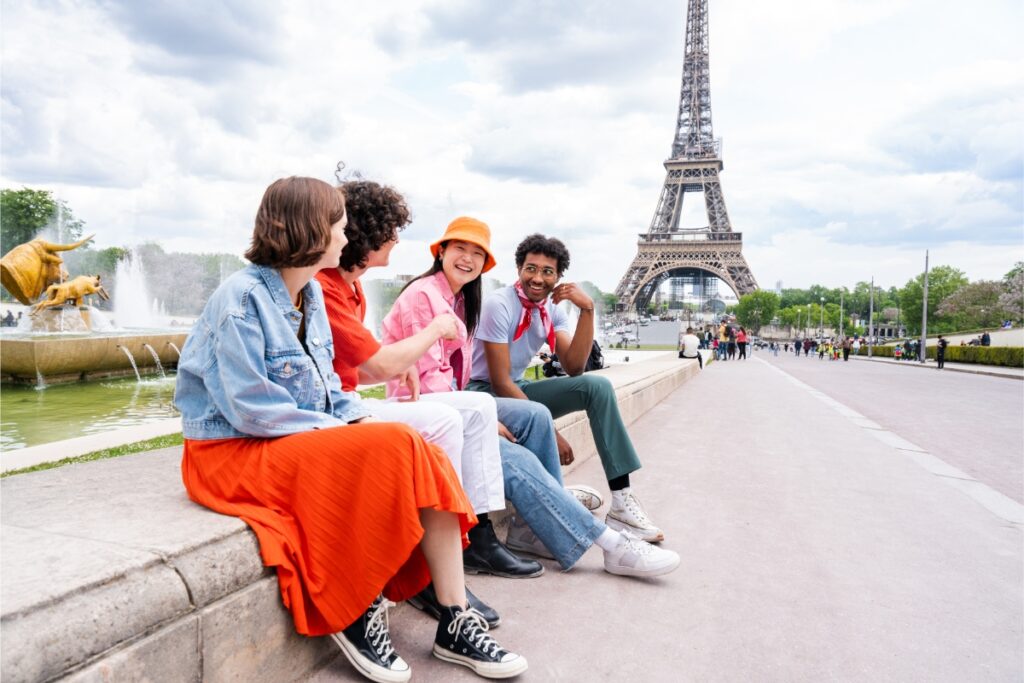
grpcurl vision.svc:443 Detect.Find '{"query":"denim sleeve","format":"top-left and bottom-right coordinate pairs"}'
top-left (214, 312), bottom-right (348, 436)
top-left (329, 383), bottom-right (371, 423)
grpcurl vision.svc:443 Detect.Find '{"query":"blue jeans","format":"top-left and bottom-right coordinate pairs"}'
top-left (493, 398), bottom-right (605, 569)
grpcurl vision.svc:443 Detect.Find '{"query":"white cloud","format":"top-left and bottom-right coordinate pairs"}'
top-left (1, 0), bottom-right (1021, 297)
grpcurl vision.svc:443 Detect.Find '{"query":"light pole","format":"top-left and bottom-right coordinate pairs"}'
top-left (868, 276), bottom-right (875, 357)
top-left (920, 250), bottom-right (930, 363)
top-left (796, 308), bottom-right (802, 338)
top-left (806, 304), bottom-right (811, 339)
top-left (819, 296), bottom-right (825, 340)
top-left (839, 291), bottom-right (844, 339)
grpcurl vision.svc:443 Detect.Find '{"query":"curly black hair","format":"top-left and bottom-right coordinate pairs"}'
top-left (338, 180), bottom-right (411, 271)
top-left (514, 234), bottom-right (570, 276)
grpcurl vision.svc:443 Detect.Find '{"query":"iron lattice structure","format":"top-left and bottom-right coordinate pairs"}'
top-left (615, 0), bottom-right (757, 313)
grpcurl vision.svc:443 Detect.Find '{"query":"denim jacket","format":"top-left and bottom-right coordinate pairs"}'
top-left (174, 264), bottom-right (369, 439)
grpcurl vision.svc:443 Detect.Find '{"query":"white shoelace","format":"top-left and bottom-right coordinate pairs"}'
top-left (447, 608), bottom-right (503, 658)
top-left (365, 598), bottom-right (397, 661)
top-left (623, 492), bottom-right (655, 528)
top-left (621, 531), bottom-right (654, 557)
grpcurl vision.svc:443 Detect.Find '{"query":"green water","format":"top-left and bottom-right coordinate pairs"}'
top-left (0, 376), bottom-right (179, 450)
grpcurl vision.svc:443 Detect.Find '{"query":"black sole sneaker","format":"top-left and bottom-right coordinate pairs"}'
top-left (331, 596), bottom-right (411, 683)
top-left (433, 605), bottom-right (527, 679)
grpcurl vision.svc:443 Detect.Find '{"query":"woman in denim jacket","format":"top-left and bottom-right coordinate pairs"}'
top-left (174, 177), bottom-right (526, 682)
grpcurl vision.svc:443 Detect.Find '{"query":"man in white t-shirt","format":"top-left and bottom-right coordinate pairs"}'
top-left (679, 327), bottom-right (703, 369)
top-left (467, 234), bottom-right (665, 542)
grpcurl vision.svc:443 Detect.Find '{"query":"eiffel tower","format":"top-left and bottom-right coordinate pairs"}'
top-left (614, 0), bottom-right (757, 314)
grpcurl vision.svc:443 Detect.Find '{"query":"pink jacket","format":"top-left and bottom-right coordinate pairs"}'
top-left (381, 271), bottom-right (470, 398)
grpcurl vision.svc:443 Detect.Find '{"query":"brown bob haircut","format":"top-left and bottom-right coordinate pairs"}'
top-left (244, 177), bottom-right (346, 268)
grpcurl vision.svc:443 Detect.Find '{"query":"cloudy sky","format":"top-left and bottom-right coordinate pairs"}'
top-left (2, 0), bottom-right (1021, 294)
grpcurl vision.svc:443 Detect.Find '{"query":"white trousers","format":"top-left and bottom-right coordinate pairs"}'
top-left (366, 392), bottom-right (505, 514)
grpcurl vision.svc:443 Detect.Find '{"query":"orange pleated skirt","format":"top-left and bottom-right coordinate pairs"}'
top-left (181, 422), bottom-right (476, 637)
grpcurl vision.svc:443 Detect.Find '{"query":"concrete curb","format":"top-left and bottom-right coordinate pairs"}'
top-left (0, 356), bottom-right (700, 682)
top-left (850, 355), bottom-right (1023, 380)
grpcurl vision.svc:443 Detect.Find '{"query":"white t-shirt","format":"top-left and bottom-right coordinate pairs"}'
top-left (680, 333), bottom-right (700, 357)
top-left (471, 286), bottom-right (571, 381)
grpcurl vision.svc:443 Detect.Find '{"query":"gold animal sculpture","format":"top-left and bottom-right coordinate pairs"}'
top-left (0, 234), bottom-right (95, 305)
top-left (30, 274), bottom-right (110, 315)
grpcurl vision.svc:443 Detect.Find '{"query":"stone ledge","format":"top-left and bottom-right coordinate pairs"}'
top-left (0, 355), bottom-right (699, 682)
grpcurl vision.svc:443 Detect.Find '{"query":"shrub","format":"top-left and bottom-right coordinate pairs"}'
top-left (856, 344), bottom-right (1023, 366)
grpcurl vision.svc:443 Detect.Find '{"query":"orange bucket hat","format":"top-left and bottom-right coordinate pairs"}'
top-left (429, 217), bottom-right (497, 273)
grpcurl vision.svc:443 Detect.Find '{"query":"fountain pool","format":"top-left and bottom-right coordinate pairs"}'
top-left (0, 375), bottom-right (179, 450)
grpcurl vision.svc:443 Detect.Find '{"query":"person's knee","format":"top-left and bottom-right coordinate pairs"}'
top-left (580, 373), bottom-right (613, 397)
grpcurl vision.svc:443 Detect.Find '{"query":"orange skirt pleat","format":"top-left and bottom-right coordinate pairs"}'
top-left (181, 422), bottom-right (476, 636)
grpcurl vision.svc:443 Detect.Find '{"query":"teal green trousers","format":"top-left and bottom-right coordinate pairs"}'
top-left (466, 373), bottom-right (642, 481)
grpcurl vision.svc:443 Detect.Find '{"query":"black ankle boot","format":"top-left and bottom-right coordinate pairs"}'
top-left (463, 518), bottom-right (544, 578)
top-left (407, 582), bottom-right (501, 628)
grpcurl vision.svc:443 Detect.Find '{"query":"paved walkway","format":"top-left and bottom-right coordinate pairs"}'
top-left (308, 357), bottom-right (1023, 682)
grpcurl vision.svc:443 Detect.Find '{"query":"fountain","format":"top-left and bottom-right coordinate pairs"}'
top-left (118, 345), bottom-right (142, 382)
top-left (142, 343), bottom-right (166, 378)
top-left (0, 239), bottom-right (189, 386)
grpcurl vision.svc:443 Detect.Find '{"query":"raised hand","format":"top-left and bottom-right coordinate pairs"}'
top-left (429, 313), bottom-right (460, 340)
top-left (551, 282), bottom-right (593, 311)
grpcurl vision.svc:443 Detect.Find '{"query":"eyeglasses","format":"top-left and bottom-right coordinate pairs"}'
top-left (521, 264), bottom-right (557, 278)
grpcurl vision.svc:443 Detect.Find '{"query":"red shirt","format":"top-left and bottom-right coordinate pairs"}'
top-left (315, 268), bottom-right (382, 392)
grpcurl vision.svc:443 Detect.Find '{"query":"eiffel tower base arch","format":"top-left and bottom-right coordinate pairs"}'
top-left (616, 241), bottom-right (757, 314)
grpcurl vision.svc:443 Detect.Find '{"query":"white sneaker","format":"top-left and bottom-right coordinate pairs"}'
top-left (606, 489), bottom-right (664, 542)
top-left (603, 531), bottom-right (680, 578)
top-left (566, 484), bottom-right (604, 512)
top-left (504, 514), bottom-right (556, 560)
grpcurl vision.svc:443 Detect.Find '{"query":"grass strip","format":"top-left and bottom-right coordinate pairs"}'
top-left (2, 432), bottom-right (185, 478)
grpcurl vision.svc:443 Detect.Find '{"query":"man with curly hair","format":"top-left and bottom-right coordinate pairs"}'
top-left (466, 234), bottom-right (666, 543)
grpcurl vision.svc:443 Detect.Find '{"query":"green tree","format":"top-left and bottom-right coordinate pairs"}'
top-left (601, 292), bottom-right (619, 314)
top-left (898, 265), bottom-right (968, 335)
top-left (936, 281), bottom-right (1007, 329)
top-left (1, 187), bottom-right (84, 251)
top-left (734, 290), bottom-right (779, 335)
top-left (1000, 262), bottom-right (1023, 324)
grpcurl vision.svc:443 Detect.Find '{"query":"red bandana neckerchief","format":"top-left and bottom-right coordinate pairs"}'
top-left (513, 281), bottom-right (556, 352)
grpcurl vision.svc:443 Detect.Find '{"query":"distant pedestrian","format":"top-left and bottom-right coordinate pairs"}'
top-left (936, 335), bottom-right (948, 369)
top-left (981, 331), bottom-right (991, 346)
top-left (803, 338), bottom-right (811, 356)
top-left (679, 327), bottom-right (703, 369)
top-left (726, 325), bottom-right (737, 360)
top-left (842, 337), bottom-right (852, 361)
top-left (736, 327), bottom-right (748, 360)
top-left (903, 339), bottom-right (912, 362)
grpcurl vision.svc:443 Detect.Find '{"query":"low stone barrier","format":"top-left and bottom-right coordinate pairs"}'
top-left (0, 354), bottom-right (699, 682)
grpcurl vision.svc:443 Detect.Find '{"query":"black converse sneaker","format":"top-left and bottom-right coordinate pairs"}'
top-left (331, 595), bottom-right (411, 683)
top-left (433, 605), bottom-right (528, 678)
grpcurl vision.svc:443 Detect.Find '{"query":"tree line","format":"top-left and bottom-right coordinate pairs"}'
top-left (1, 188), bottom-right (244, 315)
top-left (733, 263), bottom-right (1024, 337)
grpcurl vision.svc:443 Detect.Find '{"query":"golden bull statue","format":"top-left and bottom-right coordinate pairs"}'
top-left (30, 274), bottom-right (110, 314)
top-left (0, 234), bottom-right (95, 305)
